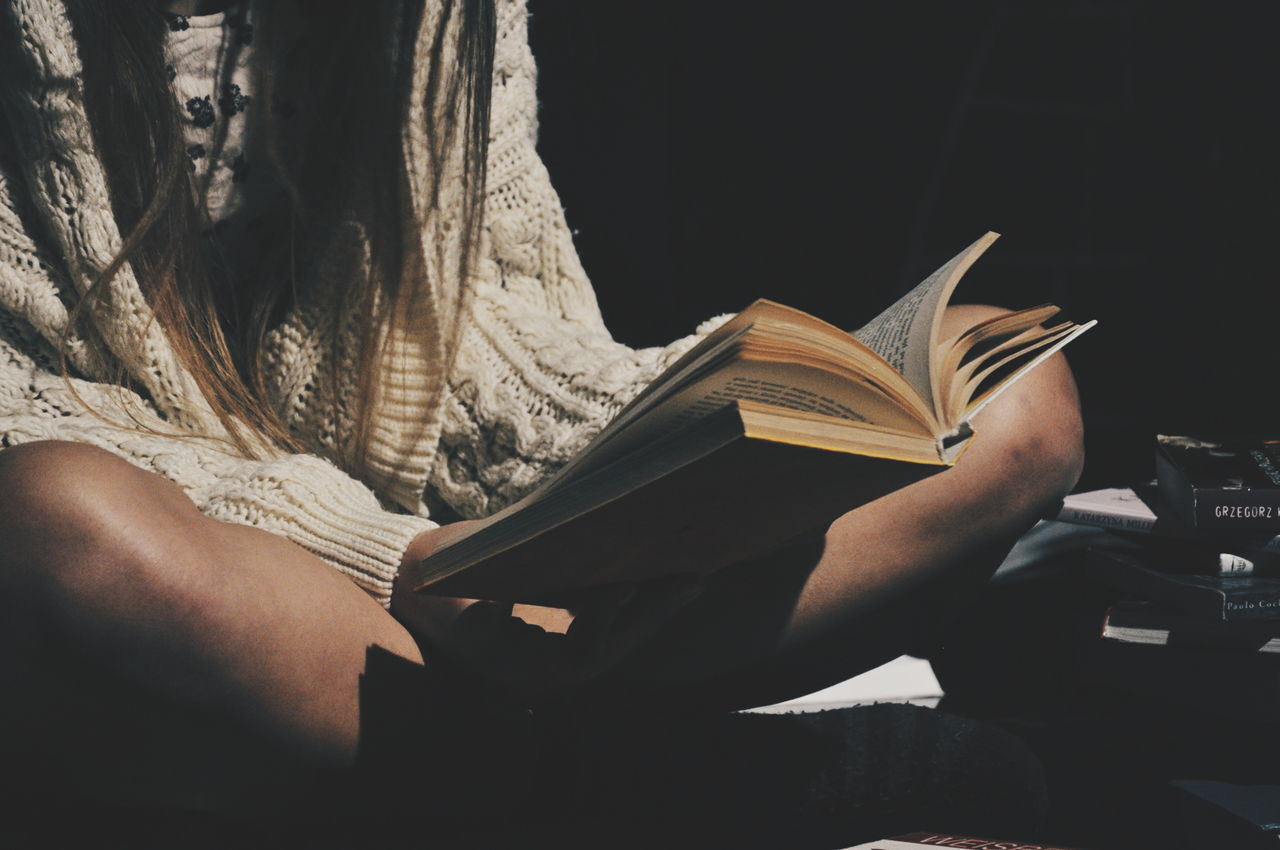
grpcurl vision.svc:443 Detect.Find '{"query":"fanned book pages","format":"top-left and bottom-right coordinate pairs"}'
top-left (411, 232), bottom-right (1096, 603)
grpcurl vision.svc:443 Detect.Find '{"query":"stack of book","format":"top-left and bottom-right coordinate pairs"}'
top-left (921, 437), bottom-right (1280, 845)
top-left (1055, 435), bottom-right (1280, 653)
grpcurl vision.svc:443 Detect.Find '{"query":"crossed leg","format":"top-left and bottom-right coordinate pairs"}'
top-left (0, 306), bottom-right (1082, 811)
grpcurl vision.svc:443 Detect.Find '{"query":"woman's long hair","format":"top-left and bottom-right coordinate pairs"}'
top-left (59, 0), bottom-right (495, 481)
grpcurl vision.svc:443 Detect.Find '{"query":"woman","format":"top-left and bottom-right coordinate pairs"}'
top-left (0, 0), bottom-right (1083, 833)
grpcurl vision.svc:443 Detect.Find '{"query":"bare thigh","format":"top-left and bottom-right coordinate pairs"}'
top-left (0, 441), bottom-right (424, 811)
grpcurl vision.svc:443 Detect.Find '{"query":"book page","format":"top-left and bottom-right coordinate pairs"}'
top-left (853, 232), bottom-right (998, 410)
top-left (537, 359), bottom-right (928, 496)
top-left (963, 319), bottom-right (1096, 419)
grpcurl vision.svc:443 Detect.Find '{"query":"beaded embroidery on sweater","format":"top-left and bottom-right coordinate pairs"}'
top-left (0, 0), bottom-right (723, 605)
top-left (163, 5), bottom-right (259, 226)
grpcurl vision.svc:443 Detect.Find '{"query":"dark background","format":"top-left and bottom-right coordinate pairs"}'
top-left (528, 0), bottom-right (1278, 490)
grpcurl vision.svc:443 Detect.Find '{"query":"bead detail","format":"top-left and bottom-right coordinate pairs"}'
top-left (185, 95), bottom-right (215, 129)
top-left (218, 82), bottom-right (249, 117)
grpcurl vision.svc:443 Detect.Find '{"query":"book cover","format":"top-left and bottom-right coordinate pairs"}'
top-left (1086, 547), bottom-right (1280, 622)
top-left (421, 403), bottom-right (936, 602)
top-left (1055, 484), bottom-right (1162, 533)
top-left (1156, 434), bottom-right (1280, 530)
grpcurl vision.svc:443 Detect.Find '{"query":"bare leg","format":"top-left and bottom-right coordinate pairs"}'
top-left (0, 306), bottom-right (1081, 809)
top-left (0, 441), bottom-right (425, 811)
top-left (593, 305), bottom-right (1085, 708)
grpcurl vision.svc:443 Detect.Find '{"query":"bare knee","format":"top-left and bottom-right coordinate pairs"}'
top-left (0, 440), bottom-right (206, 619)
top-left (0, 439), bottom-right (198, 513)
top-left (943, 304), bottom-right (1085, 517)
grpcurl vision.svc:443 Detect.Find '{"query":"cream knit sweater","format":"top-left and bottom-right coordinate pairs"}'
top-left (0, 0), bottom-right (719, 605)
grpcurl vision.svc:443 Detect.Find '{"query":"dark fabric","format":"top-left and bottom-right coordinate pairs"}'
top-left (1, 677), bottom-right (1049, 849)
top-left (344, 648), bottom-right (1048, 848)
top-left (558, 703), bottom-right (1048, 849)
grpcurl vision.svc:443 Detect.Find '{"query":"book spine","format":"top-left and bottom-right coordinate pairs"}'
top-left (1187, 487), bottom-right (1280, 530)
top-left (1156, 441), bottom-right (1280, 530)
top-left (1055, 503), bottom-right (1156, 533)
top-left (1220, 589), bottom-right (1280, 622)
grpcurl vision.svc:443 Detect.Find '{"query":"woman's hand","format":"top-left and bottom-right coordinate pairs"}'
top-left (391, 523), bottom-right (703, 707)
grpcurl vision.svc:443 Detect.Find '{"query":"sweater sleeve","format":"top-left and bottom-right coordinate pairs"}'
top-left (0, 169), bottom-right (433, 607)
top-left (0, 331), bottom-right (435, 605)
top-left (426, 0), bottom-right (730, 519)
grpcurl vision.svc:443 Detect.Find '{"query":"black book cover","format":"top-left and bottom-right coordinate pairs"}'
top-left (1156, 434), bottom-right (1280, 530)
top-left (1086, 547), bottom-right (1280, 622)
top-left (1170, 781), bottom-right (1280, 849)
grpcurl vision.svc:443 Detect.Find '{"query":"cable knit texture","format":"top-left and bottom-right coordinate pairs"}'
top-left (0, 0), bottom-right (722, 606)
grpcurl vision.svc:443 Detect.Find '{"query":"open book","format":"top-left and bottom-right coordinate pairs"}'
top-left (412, 232), bottom-right (1095, 603)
